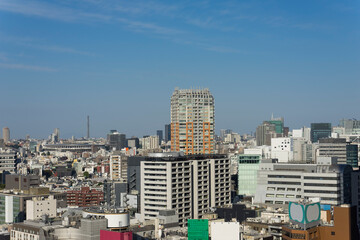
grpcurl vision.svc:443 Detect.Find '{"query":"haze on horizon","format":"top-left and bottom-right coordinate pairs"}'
top-left (0, 0), bottom-right (359, 139)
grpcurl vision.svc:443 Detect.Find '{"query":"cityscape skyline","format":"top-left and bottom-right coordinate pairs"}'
top-left (1, 1), bottom-right (360, 239)
top-left (1, 0), bottom-right (359, 139)
top-left (1, 105), bottom-right (359, 140)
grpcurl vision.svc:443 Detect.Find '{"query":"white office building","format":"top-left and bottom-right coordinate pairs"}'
top-left (254, 157), bottom-right (355, 206)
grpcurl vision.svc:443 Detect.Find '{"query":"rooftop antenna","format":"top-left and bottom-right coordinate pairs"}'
top-left (87, 116), bottom-right (90, 139)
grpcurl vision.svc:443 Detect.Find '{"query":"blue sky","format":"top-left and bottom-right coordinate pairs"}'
top-left (0, 0), bottom-right (359, 139)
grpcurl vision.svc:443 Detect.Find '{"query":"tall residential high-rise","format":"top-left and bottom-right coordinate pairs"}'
top-left (310, 123), bottom-right (331, 143)
top-left (164, 124), bottom-right (171, 143)
top-left (170, 88), bottom-right (215, 154)
top-left (2, 127), bottom-right (10, 143)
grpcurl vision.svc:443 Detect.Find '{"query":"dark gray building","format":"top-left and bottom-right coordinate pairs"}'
top-left (156, 130), bottom-right (163, 145)
top-left (107, 131), bottom-right (127, 150)
top-left (310, 123), bottom-right (331, 143)
top-left (165, 124), bottom-right (171, 143)
top-left (127, 157), bottom-right (142, 194)
top-left (347, 143), bottom-right (359, 168)
top-left (103, 180), bottom-right (127, 208)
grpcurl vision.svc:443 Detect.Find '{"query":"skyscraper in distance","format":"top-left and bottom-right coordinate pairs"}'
top-left (171, 88), bottom-right (215, 154)
top-left (2, 127), bottom-right (10, 143)
top-left (164, 124), bottom-right (171, 143)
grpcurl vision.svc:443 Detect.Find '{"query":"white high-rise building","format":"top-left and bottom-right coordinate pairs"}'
top-left (140, 153), bottom-right (230, 226)
top-left (171, 88), bottom-right (215, 154)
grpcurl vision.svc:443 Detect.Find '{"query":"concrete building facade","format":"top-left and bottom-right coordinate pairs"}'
top-left (319, 138), bottom-right (347, 164)
top-left (110, 154), bottom-right (128, 181)
top-left (140, 153), bottom-right (230, 227)
top-left (107, 131), bottom-right (126, 150)
top-left (67, 187), bottom-right (104, 207)
top-left (254, 157), bottom-right (354, 206)
top-left (5, 174), bottom-right (40, 190)
top-left (0, 151), bottom-right (17, 174)
top-left (26, 195), bottom-right (57, 220)
top-left (170, 88), bottom-right (215, 154)
top-left (271, 137), bottom-right (293, 162)
top-left (256, 122), bottom-right (277, 146)
top-left (2, 127), bottom-right (10, 143)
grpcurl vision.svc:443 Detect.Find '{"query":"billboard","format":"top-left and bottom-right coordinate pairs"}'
top-left (289, 201), bottom-right (320, 230)
top-left (188, 219), bottom-right (209, 240)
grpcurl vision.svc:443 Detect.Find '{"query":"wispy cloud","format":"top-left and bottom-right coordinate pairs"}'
top-left (0, 63), bottom-right (57, 72)
top-left (0, 33), bottom-right (94, 56)
top-left (24, 43), bottom-right (94, 56)
top-left (0, 0), bottom-right (182, 37)
top-left (117, 18), bottom-right (183, 35)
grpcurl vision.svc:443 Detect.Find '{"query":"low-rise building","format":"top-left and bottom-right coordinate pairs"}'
top-left (0, 188), bottom-right (66, 224)
top-left (67, 187), bottom-right (104, 207)
top-left (26, 195), bottom-right (57, 220)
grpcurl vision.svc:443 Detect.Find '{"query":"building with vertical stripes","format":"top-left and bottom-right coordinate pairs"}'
top-left (170, 88), bottom-right (215, 155)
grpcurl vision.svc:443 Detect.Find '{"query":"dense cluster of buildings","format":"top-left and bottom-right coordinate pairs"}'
top-left (0, 88), bottom-right (359, 239)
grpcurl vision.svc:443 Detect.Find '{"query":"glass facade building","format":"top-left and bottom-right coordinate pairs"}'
top-left (346, 143), bottom-right (359, 168)
top-left (268, 120), bottom-right (284, 134)
top-left (310, 123), bottom-right (331, 143)
top-left (237, 154), bottom-right (261, 196)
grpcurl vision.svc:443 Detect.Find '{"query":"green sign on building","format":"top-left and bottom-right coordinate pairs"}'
top-left (188, 219), bottom-right (209, 240)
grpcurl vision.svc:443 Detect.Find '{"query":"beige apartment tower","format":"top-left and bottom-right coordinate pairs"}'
top-left (171, 88), bottom-right (215, 154)
top-left (3, 127), bottom-right (10, 143)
